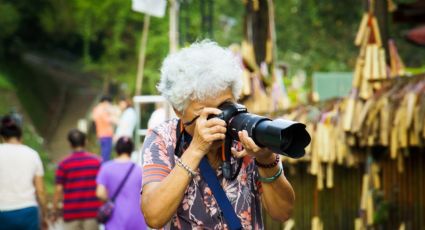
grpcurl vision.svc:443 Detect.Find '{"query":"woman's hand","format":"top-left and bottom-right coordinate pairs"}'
top-left (231, 130), bottom-right (273, 160)
top-left (188, 108), bottom-right (227, 158)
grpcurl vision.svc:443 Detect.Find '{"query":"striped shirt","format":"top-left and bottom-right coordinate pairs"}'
top-left (56, 151), bottom-right (102, 221)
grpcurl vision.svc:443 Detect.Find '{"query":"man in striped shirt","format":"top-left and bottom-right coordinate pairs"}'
top-left (52, 129), bottom-right (102, 230)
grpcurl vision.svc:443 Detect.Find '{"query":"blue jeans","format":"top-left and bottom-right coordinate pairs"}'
top-left (100, 136), bottom-right (113, 162)
top-left (0, 206), bottom-right (39, 230)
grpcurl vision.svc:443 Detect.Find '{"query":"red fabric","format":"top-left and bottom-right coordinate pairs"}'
top-left (407, 25), bottom-right (425, 46)
top-left (55, 152), bottom-right (102, 221)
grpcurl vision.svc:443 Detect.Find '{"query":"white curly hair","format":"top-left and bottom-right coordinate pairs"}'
top-left (157, 40), bottom-right (243, 112)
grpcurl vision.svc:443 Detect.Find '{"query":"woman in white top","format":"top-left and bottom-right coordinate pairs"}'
top-left (0, 116), bottom-right (47, 230)
top-left (114, 98), bottom-right (137, 142)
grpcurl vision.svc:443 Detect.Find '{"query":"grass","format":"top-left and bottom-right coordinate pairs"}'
top-left (406, 65), bottom-right (425, 75)
top-left (0, 71), bottom-right (13, 90)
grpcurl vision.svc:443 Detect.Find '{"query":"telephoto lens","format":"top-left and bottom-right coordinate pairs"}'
top-left (213, 102), bottom-right (311, 158)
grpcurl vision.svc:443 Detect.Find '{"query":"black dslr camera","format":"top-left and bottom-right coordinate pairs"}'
top-left (211, 101), bottom-right (311, 158)
top-left (209, 101), bottom-right (311, 180)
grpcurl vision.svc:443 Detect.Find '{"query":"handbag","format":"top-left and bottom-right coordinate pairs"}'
top-left (97, 163), bottom-right (135, 223)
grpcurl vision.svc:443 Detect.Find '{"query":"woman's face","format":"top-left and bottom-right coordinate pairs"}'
top-left (178, 88), bottom-right (235, 135)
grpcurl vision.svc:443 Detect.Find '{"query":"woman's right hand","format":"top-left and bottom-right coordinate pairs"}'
top-left (188, 108), bottom-right (227, 159)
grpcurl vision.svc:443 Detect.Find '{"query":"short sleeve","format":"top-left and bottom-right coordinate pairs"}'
top-left (34, 152), bottom-right (44, 176)
top-left (141, 127), bottom-right (174, 187)
top-left (96, 165), bottom-right (108, 187)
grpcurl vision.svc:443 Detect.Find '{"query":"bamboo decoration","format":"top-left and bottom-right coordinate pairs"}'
top-left (242, 70), bottom-right (252, 96)
top-left (312, 216), bottom-right (323, 230)
top-left (354, 218), bottom-right (364, 230)
top-left (366, 191), bottom-right (374, 225)
top-left (344, 94), bottom-right (357, 131)
top-left (378, 48), bottom-right (387, 79)
top-left (282, 74), bottom-right (425, 169)
top-left (243, 74), bottom-right (271, 113)
top-left (345, 6), bottom-right (391, 133)
top-left (371, 44), bottom-right (380, 80)
top-left (279, 75), bottom-right (425, 229)
top-left (326, 163), bottom-right (334, 189)
top-left (241, 40), bottom-right (259, 72)
top-left (389, 39), bottom-right (406, 77)
top-left (354, 14), bottom-right (388, 99)
top-left (355, 13), bottom-right (369, 46)
top-left (371, 17), bottom-right (382, 47)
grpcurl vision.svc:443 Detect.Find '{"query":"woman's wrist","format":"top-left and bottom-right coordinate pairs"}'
top-left (255, 153), bottom-right (278, 168)
top-left (176, 158), bottom-right (197, 177)
top-left (176, 146), bottom-right (204, 178)
top-left (258, 163), bottom-right (283, 183)
top-left (186, 145), bottom-right (206, 161)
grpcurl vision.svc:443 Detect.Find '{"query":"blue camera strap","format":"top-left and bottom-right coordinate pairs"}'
top-left (199, 157), bottom-right (242, 230)
top-left (175, 119), bottom-right (242, 230)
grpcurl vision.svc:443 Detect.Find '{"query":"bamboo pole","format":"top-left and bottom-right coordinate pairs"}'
top-left (169, 0), bottom-right (179, 54)
top-left (135, 14), bottom-right (151, 95)
top-left (267, 0), bottom-right (277, 64)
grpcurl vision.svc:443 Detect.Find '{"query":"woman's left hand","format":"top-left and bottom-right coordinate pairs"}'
top-left (231, 130), bottom-right (273, 159)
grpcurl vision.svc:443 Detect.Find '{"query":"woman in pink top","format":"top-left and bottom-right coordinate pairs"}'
top-left (92, 95), bottom-right (116, 162)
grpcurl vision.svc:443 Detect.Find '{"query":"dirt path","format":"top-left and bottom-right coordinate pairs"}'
top-left (22, 53), bottom-right (101, 162)
top-left (47, 87), bottom-right (98, 161)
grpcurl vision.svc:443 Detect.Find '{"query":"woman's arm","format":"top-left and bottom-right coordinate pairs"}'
top-left (256, 154), bottom-right (295, 221)
top-left (52, 184), bottom-right (63, 222)
top-left (141, 147), bottom-right (202, 228)
top-left (235, 131), bottom-right (295, 221)
top-left (34, 175), bottom-right (48, 229)
top-left (141, 108), bottom-right (226, 228)
top-left (96, 184), bottom-right (109, 202)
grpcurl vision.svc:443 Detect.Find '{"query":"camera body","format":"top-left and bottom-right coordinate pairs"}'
top-left (209, 101), bottom-right (311, 158)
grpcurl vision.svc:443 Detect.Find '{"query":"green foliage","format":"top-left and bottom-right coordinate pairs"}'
top-left (39, 0), bottom-right (75, 39)
top-left (0, 0), bottom-right (424, 95)
top-left (0, 71), bottom-right (13, 90)
top-left (0, 62), bottom-right (60, 134)
top-left (275, 0), bottom-right (362, 74)
top-left (0, 3), bottom-right (21, 39)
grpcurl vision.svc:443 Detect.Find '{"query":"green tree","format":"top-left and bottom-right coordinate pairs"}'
top-left (0, 3), bottom-right (21, 55)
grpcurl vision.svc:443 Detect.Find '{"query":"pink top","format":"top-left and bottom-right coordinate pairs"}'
top-left (92, 103), bottom-right (114, 137)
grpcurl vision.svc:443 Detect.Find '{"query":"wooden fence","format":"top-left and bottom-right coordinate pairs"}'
top-left (264, 151), bottom-right (425, 229)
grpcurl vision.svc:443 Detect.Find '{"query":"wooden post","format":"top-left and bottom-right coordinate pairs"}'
top-left (169, 0), bottom-right (179, 54)
top-left (267, 0), bottom-right (277, 64)
top-left (374, 0), bottom-right (389, 58)
top-left (135, 14), bottom-right (150, 95)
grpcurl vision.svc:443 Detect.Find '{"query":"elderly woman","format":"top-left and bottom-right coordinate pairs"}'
top-left (141, 41), bottom-right (295, 229)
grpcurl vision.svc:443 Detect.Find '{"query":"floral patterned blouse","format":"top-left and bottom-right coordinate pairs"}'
top-left (141, 119), bottom-right (264, 230)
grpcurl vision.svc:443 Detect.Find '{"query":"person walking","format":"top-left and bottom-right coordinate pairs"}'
top-left (92, 95), bottom-right (116, 162)
top-left (0, 116), bottom-right (48, 230)
top-left (114, 97), bottom-right (137, 142)
top-left (52, 129), bottom-right (102, 230)
top-left (96, 136), bottom-right (147, 230)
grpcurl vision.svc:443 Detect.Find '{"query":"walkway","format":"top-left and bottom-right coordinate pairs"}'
top-left (22, 53), bottom-right (101, 161)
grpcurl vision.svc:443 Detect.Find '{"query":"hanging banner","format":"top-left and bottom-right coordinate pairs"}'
top-left (132, 0), bottom-right (167, 18)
